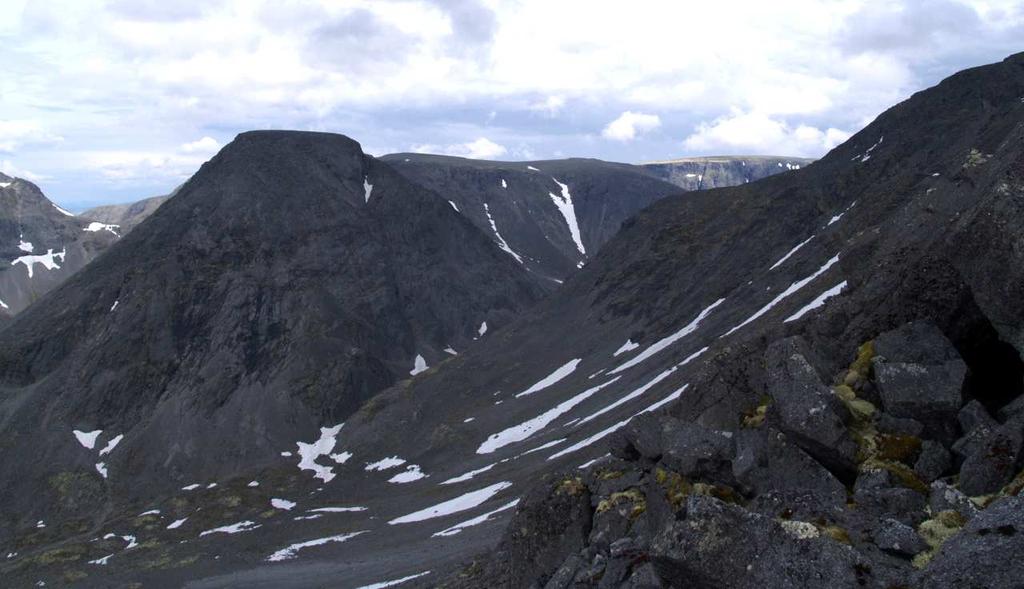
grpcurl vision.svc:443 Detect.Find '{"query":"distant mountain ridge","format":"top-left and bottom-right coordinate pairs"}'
top-left (641, 155), bottom-right (815, 191)
top-left (0, 172), bottom-right (119, 318)
top-left (81, 193), bottom-right (172, 234)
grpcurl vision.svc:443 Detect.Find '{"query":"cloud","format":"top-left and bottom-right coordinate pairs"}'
top-left (682, 110), bottom-right (850, 157)
top-left (413, 137), bottom-right (508, 159)
top-left (530, 96), bottom-right (567, 116)
top-left (0, 120), bottom-right (64, 153)
top-left (0, 160), bottom-right (46, 182)
top-left (179, 136), bottom-right (221, 154)
top-left (602, 111), bottom-right (662, 142)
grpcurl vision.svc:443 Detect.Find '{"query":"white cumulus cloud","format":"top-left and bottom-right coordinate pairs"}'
top-left (179, 136), bottom-right (221, 154)
top-left (602, 111), bottom-right (662, 142)
top-left (682, 110), bottom-right (851, 157)
top-left (413, 137), bottom-right (508, 160)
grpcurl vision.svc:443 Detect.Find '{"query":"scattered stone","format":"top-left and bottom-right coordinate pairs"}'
top-left (914, 440), bottom-right (952, 483)
top-left (659, 422), bottom-right (735, 484)
top-left (874, 518), bottom-right (928, 557)
top-left (958, 400), bottom-right (998, 434)
top-left (928, 481), bottom-right (979, 521)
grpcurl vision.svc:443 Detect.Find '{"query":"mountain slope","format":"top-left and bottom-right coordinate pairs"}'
top-left (380, 155), bottom-right (682, 282)
top-left (0, 172), bottom-right (119, 318)
top-left (6, 54), bottom-right (1024, 588)
top-left (641, 155), bottom-right (815, 190)
top-left (0, 131), bottom-right (547, 546)
top-left (81, 193), bottom-right (172, 234)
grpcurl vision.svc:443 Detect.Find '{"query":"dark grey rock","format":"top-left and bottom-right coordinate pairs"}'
top-left (918, 496), bottom-right (1024, 589)
top-left (873, 518), bottom-right (927, 557)
top-left (733, 429), bottom-right (847, 511)
top-left (610, 413), bottom-right (664, 461)
top-left (915, 440), bottom-right (952, 483)
top-left (765, 338), bottom-right (857, 478)
top-left (543, 555), bottom-right (585, 589)
top-left (854, 482), bottom-right (928, 526)
top-left (958, 400), bottom-right (998, 434)
top-left (871, 321), bottom-right (966, 442)
top-left (650, 495), bottom-right (877, 589)
top-left (621, 563), bottom-right (664, 589)
top-left (928, 481), bottom-right (980, 520)
top-left (958, 419), bottom-right (1024, 496)
top-left (877, 412), bottom-right (925, 437)
top-left (998, 395), bottom-right (1024, 422)
top-left (660, 421), bottom-right (736, 484)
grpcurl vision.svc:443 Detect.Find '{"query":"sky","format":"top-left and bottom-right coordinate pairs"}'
top-left (1, 0), bottom-right (1022, 210)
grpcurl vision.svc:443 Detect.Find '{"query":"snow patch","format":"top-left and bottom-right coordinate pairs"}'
top-left (365, 456), bottom-right (407, 471)
top-left (515, 358), bottom-right (581, 398)
top-left (110, 300), bottom-right (118, 312)
top-left (448, 200), bottom-right (459, 212)
top-left (609, 298), bottom-right (725, 375)
top-left (388, 464), bottom-right (428, 484)
top-left (88, 554), bottom-right (113, 566)
top-left (613, 339), bottom-right (639, 356)
top-left (478, 321), bottom-right (488, 336)
top-left (549, 178), bottom-right (586, 255)
top-left (247, 481), bottom-right (260, 488)
top-left (785, 280), bottom-right (848, 323)
top-left (73, 429), bottom-right (102, 450)
top-left (12, 248), bottom-right (66, 278)
top-left (181, 484), bottom-right (200, 491)
top-left (477, 377), bottom-right (620, 454)
top-left (84, 222), bottom-right (120, 237)
top-left (330, 451), bottom-right (352, 464)
top-left (548, 383), bottom-right (687, 460)
top-left (722, 254), bottom-right (840, 337)
top-left (433, 499), bottom-right (520, 537)
top-left (95, 463), bottom-right (108, 478)
top-left (99, 434), bottom-right (123, 456)
top-left (199, 520), bottom-right (261, 537)
top-left (444, 346), bottom-right (458, 355)
top-left (769, 235), bottom-right (814, 270)
top-left (389, 481), bottom-right (513, 524)
top-left (271, 498), bottom-right (296, 510)
top-left (354, 571), bottom-right (432, 589)
top-left (410, 354), bottom-right (428, 376)
top-left (501, 178), bottom-right (507, 188)
top-left (527, 166), bottom-right (540, 171)
top-left (167, 518), bottom-right (187, 530)
top-left (267, 531), bottom-right (367, 562)
top-left (309, 506), bottom-right (367, 513)
top-left (577, 370), bottom-right (675, 426)
top-left (296, 423), bottom-right (345, 483)
top-left (483, 203), bottom-right (523, 264)
top-left (18, 238), bottom-right (32, 252)
top-left (441, 463), bottom-right (496, 485)
top-left (52, 203), bottom-right (75, 216)
top-left (363, 177), bottom-right (373, 203)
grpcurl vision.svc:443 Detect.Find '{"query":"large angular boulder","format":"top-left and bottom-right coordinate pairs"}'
top-left (733, 429), bottom-right (848, 515)
top-left (764, 338), bottom-right (858, 478)
top-left (650, 495), bottom-right (878, 588)
top-left (958, 418), bottom-right (1024, 496)
top-left (871, 321), bottom-right (966, 442)
top-left (660, 422), bottom-right (736, 484)
top-left (918, 496), bottom-right (1024, 589)
top-left (873, 517), bottom-right (928, 557)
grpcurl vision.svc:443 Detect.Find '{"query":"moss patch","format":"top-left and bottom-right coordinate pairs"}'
top-left (913, 510), bottom-right (967, 568)
top-left (556, 477), bottom-right (586, 497)
top-left (742, 395), bottom-right (771, 428)
top-left (596, 489), bottom-right (647, 519)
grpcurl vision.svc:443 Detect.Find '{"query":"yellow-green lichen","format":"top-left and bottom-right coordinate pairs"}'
top-left (913, 510), bottom-right (967, 569)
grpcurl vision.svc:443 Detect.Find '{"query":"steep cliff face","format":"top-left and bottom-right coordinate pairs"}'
top-left (0, 173), bottom-right (118, 318)
top-left (381, 155), bottom-right (683, 282)
top-left (641, 155), bottom-right (815, 191)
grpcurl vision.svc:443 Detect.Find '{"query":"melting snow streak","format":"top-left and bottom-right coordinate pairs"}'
top-left (515, 359), bottom-right (581, 398)
top-left (785, 281), bottom-right (848, 323)
top-left (610, 298), bottom-right (725, 375)
top-left (433, 499), bottom-right (520, 537)
top-left (389, 482), bottom-right (512, 524)
top-left (549, 178), bottom-right (586, 255)
top-left (483, 203), bottom-right (523, 264)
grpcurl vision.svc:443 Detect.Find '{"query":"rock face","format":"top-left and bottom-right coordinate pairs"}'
top-left (0, 173), bottom-right (118, 318)
top-left (80, 193), bottom-right (172, 234)
top-left (381, 154), bottom-right (682, 282)
top-left (0, 131), bottom-right (547, 540)
top-left (641, 155), bottom-right (814, 191)
top-left (6, 53), bottom-right (1024, 588)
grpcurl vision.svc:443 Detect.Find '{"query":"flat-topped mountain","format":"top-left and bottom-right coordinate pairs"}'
top-left (641, 155), bottom-right (816, 191)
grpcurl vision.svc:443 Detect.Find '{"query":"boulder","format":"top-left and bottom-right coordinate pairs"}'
top-left (914, 440), bottom-right (952, 483)
top-left (958, 400), bottom-right (998, 434)
top-left (732, 429), bottom-right (847, 512)
top-left (660, 422), bottom-right (736, 484)
top-left (621, 563), bottom-right (664, 589)
top-left (928, 481), bottom-right (979, 521)
top-left (765, 338), bottom-right (858, 478)
top-left (997, 394), bottom-right (1024, 422)
top-left (917, 496), bottom-right (1024, 589)
top-left (873, 517), bottom-right (928, 557)
top-left (650, 495), bottom-right (878, 589)
top-left (610, 413), bottom-right (664, 461)
top-left (958, 419), bottom-right (1024, 496)
top-left (871, 321), bottom-right (966, 442)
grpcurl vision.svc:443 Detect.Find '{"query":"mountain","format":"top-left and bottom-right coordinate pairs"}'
top-left (641, 155), bottom-right (816, 191)
top-left (0, 172), bottom-right (119, 318)
top-left (0, 131), bottom-right (548, 566)
top-left (380, 154), bottom-right (683, 282)
top-left (5, 53), bottom-right (1024, 589)
top-left (81, 193), bottom-right (172, 234)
